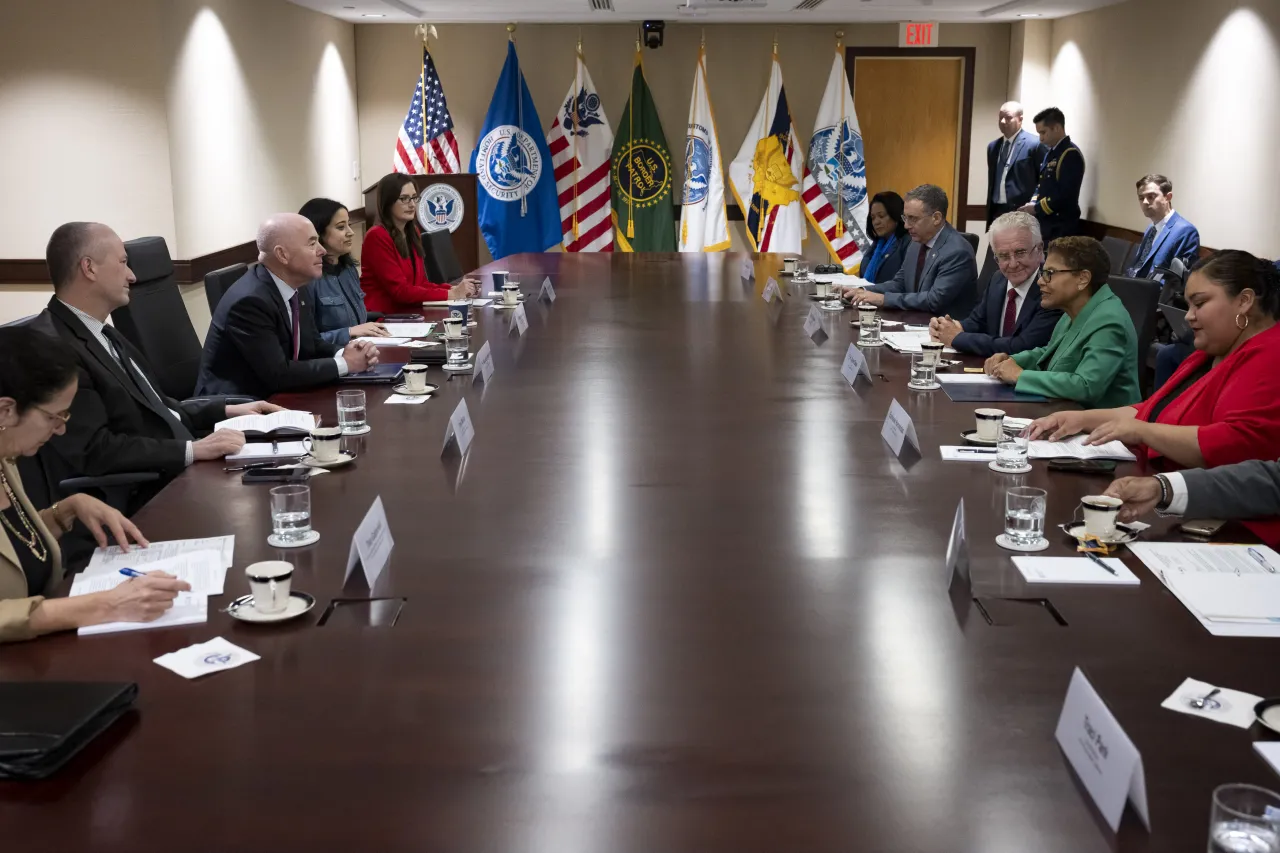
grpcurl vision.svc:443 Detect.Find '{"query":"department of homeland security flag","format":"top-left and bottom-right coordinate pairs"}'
top-left (804, 44), bottom-right (871, 272)
top-left (393, 47), bottom-right (459, 175)
top-left (610, 50), bottom-right (676, 252)
top-left (469, 41), bottom-right (560, 260)
top-left (546, 48), bottom-right (614, 252)
top-left (729, 49), bottom-right (806, 254)
top-left (678, 44), bottom-right (730, 252)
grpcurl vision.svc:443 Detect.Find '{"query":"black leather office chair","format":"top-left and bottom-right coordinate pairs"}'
top-left (960, 232), bottom-right (981, 255)
top-left (1101, 235), bottom-right (1136, 276)
top-left (0, 315), bottom-right (37, 328)
top-left (976, 244), bottom-right (998, 299)
top-left (1107, 275), bottom-right (1162, 396)
top-left (204, 262), bottom-right (247, 316)
top-left (422, 229), bottom-right (463, 284)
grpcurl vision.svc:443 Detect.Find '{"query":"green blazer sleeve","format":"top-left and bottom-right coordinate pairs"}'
top-left (1009, 286), bottom-right (1142, 408)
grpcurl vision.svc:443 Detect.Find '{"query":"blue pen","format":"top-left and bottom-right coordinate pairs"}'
top-left (1249, 548), bottom-right (1277, 574)
top-left (118, 568), bottom-right (146, 579)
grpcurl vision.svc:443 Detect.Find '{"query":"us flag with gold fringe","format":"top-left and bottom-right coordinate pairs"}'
top-left (545, 50), bottom-right (614, 252)
top-left (393, 47), bottom-right (459, 175)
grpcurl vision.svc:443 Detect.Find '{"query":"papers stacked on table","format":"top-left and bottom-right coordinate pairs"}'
top-left (214, 409), bottom-right (314, 438)
top-left (1013, 556), bottom-right (1139, 585)
top-left (1130, 542), bottom-right (1280, 637)
top-left (1028, 435), bottom-right (1137, 461)
top-left (880, 331), bottom-right (957, 354)
top-left (71, 549), bottom-right (227, 635)
top-left (382, 322), bottom-right (435, 338)
top-left (355, 337), bottom-right (411, 346)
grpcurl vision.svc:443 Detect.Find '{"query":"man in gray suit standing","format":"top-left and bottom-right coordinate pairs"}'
top-left (1106, 462), bottom-right (1280, 523)
top-left (841, 184), bottom-right (979, 317)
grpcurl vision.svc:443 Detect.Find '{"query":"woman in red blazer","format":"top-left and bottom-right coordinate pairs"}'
top-left (359, 173), bottom-right (478, 315)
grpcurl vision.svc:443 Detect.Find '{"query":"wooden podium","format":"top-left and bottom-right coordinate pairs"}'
top-left (363, 173), bottom-right (479, 274)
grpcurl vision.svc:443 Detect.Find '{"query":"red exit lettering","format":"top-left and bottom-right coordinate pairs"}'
top-left (899, 22), bottom-right (939, 48)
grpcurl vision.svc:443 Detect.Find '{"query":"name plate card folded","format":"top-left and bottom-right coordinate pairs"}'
top-left (345, 496), bottom-right (394, 588)
top-left (442, 398), bottom-right (475, 456)
top-left (946, 499), bottom-right (970, 590)
top-left (539, 276), bottom-right (556, 303)
top-left (1054, 667), bottom-right (1150, 832)
top-left (472, 341), bottom-right (495, 386)
top-left (741, 257), bottom-right (755, 281)
top-left (803, 305), bottom-right (824, 341)
top-left (841, 344), bottom-right (872, 385)
top-left (881, 399), bottom-right (920, 456)
top-left (762, 278), bottom-right (780, 303)
top-left (509, 302), bottom-right (529, 336)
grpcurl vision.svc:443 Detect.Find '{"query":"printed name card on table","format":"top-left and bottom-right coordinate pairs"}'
top-left (539, 277), bottom-right (556, 303)
top-left (840, 343), bottom-right (871, 385)
top-left (472, 341), bottom-right (495, 386)
top-left (741, 257), bottom-right (755, 281)
top-left (1054, 667), bottom-right (1150, 832)
top-left (945, 499), bottom-right (970, 590)
top-left (442, 398), bottom-right (475, 457)
top-left (509, 302), bottom-right (529, 336)
top-left (344, 496), bottom-right (394, 588)
top-left (762, 278), bottom-right (781, 303)
top-left (803, 304), bottom-right (826, 342)
top-left (880, 398), bottom-right (920, 457)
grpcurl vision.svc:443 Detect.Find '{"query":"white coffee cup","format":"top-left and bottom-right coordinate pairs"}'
top-left (245, 560), bottom-right (293, 614)
top-left (443, 317), bottom-right (464, 340)
top-left (308, 426), bottom-right (342, 463)
top-left (921, 340), bottom-right (945, 367)
top-left (402, 363), bottom-right (429, 392)
top-left (815, 280), bottom-right (830, 298)
top-left (858, 305), bottom-right (877, 325)
top-left (502, 283), bottom-right (520, 306)
top-left (1081, 495), bottom-right (1123, 538)
top-left (975, 408), bottom-right (1006, 441)
top-left (783, 257), bottom-right (797, 274)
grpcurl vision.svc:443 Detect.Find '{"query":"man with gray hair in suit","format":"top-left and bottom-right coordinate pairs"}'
top-left (1106, 462), bottom-right (1280, 525)
top-left (841, 183), bottom-right (979, 317)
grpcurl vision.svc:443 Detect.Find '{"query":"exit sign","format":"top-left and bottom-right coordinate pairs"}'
top-left (899, 22), bottom-right (940, 47)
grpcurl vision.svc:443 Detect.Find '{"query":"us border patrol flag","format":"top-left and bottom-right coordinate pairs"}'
top-left (678, 45), bottom-right (730, 252)
top-left (804, 46), bottom-right (871, 272)
top-left (611, 50), bottom-right (676, 252)
top-left (469, 41), bottom-right (560, 260)
top-left (729, 50), bottom-right (806, 254)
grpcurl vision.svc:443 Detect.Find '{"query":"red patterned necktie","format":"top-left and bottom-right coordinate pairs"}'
top-left (1002, 288), bottom-right (1018, 337)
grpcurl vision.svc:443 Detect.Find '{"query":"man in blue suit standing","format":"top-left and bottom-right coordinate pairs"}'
top-left (1124, 174), bottom-right (1201, 278)
top-left (842, 184), bottom-right (979, 317)
top-left (986, 102), bottom-right (1045, 226)
top-left (929, 211), bottom-right (1062, 357)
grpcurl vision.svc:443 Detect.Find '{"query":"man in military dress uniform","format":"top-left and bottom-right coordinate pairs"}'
top-left (1022, 107), bottom-right (1085, 242)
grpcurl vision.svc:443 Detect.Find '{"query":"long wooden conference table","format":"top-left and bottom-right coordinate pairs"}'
top-left (2, 253), bottom-right (1277, 852)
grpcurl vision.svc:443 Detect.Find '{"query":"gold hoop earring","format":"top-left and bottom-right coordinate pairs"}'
top-left (1236, 313), bottom-right (1250, 331)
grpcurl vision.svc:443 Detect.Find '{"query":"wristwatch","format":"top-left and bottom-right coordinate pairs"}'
top-left (1153, 474), bottom-right (1172, 512)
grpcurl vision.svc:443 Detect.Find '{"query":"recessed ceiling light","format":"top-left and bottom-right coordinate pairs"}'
top-left (1018, 12), bottom-right (1042, 17)
top-left (361, 12), bottom-right (385, 16)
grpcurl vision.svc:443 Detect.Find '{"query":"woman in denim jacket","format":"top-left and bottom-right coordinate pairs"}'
top-left (298, 198), bottom-right (388, 347)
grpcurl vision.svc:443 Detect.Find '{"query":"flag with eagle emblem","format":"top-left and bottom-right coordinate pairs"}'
top-left (610, 49), bottom-right (676, 252)
top-left (546, 48), bottom-right (614, 252)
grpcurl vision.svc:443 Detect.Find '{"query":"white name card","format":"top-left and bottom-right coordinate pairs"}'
top-left (472, 341), bottom-right (495, 386)
top-left (539, 276), bottom-right (556, 303)
top-left (762, 277), bottom-right (780, 304)
top-left (344, 495), bottom-right (394, 588)
top-left (881, 398), bottom-right (920, 456)
top-left (840, 343), bottom-right (871, 385)
top-left (1054, 667), bottom-right (1150, 832)
top-left (741, 257), bottom-right (755, 281)
top-left (509, 302), bottom-right (529, 336)
top-left (803, 304), bottom-right (823, 339)
top-left (442, 398), bottom-right (475, 456)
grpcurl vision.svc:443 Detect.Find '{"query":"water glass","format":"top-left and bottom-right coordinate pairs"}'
top-left (794, 259), bottom-right (811, 282)
top-left (1004, 486), bottom-right (1047, 545)
top-left (995, 433), bottom-right (1030, 470)
top-left (909, 351), bottom-right (936, 386)
top-left (270, 484), bottom-right (311, 544)
top-left (1208, 784), bottom-right (1280, 853)
top-left (445, 335), bottom-right (470, 368)
top-left (858, 317), bottom-right (881, 346)
top-left (336, 389), bottom-right (366, 434)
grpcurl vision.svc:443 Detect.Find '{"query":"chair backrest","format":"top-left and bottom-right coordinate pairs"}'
top-left (1107, 275), bottom-right (1162, 396)
top-left (1101, 235), bottom-right (1135, 275)
top-left (976, 244), bottom-right (998, 300)
top-left (421, 229), bottom-right (463, 284)
top-left (0, 315), bottom-right (37, 328)
top-left (959, 231), bottom-right (981, 254)
top-left (204, 262), bottom-right (247, 315)
top-left (111, 236), bottom-right (202, 399)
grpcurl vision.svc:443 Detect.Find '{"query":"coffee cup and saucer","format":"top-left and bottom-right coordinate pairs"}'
top-left (226, 561), bottom-right (315, 623)
top-left (961, 408), bottom-right (1006, 445)
top-left (394, 364), bottom-right (438, 397)
top-left (1062, 495), bottom-right (1140, 546)
top-left (302, 426), bottom-right (354, 469)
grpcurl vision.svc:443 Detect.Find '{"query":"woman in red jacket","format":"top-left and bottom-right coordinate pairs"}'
top-left (360, 173), bottom-right (478, 314)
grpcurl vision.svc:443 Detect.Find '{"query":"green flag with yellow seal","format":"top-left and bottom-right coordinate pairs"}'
top-left (611, 50), bottom-right (676, 252)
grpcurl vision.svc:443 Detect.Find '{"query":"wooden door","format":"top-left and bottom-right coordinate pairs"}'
top-left (853, 57), bottom-right (963, 224)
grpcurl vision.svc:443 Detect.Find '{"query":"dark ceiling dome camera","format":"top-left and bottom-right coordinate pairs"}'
top-left (642, 20), bottom-right (665, 49)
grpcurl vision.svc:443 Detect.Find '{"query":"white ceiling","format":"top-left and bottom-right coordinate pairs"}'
top-left (287, 0), bottom-right (1130, 24)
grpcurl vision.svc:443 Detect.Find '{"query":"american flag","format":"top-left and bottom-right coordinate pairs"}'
top-left (394, 47), bottom-right (459, 175)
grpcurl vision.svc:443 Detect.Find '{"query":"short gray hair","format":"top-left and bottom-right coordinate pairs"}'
top-left (989, 210), bottom-right (1042, 247)
top-left (46, 222), bottom-right (108, 291)
top-left (905, 184), bottom-right (949, 218)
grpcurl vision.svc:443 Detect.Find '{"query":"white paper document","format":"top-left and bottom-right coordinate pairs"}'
top-left (86, 535), bottom-right (235, 573)
top-left (402, 340), bottom-right (438, 349)
top-left (1129, 542), bottom-right (1280, 637)
top-left (78, 592), bottom-right (208, 636)
top-left (224, 441), bottom-right (308, 463)
top-left (72, 550), bottom-right (227, 596)
top-left (812, 272), bottom-right (867, 288)
top-left (355, 337), bottom-right (410, 346)
top-left (154, 637), bottom-right (260, 679)
top-left (382, 322), bottom-right (435, 338)
top-left (1028, 436), bottom-right (1137, 461)
top-left (939, 445), bottom-right (998, 461)
top-left (937, 373), bottom-right (1002, 385)
top-left (214, 410), bottom-right (315, 434)
top-left (1161, 678), bottom-right (1262, 729)
top-left (1013, 556), bottom-right (1139, 585)
top-left (881, 331), bottom-right (957, 354)
top-left (422, 299), bottom-right (492, 307)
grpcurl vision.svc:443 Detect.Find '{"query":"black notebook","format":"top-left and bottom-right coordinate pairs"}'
top-left (340, 362), bottom-right (405, 384)
top-left (0, 681), bottom-right (138, 780)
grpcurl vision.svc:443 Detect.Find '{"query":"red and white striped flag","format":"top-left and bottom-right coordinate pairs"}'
top-left (546, 49), bottom-right (613, 252)
top-left (393, 47), bottom-right (459, 175)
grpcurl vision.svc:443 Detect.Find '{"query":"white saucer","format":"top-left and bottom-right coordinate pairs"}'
top-left (996, 534), bottom-right (1050, 552)
top-left (858, 341), bottom-right (885, 348)
top-left (226, 591), bottom-right (316, 623)
top-left (961, 430), bottom-right (999, 446)
top-left (1061, 521), bottom-right (1142, 546)
top-left (340, 424), bottom-right (371, 436)
top-left (908, 381), bottom-right (942, 391)
top-left (267, 530), bottom-right (320, 548)
top-left (301, 452), bottom-right (354, 469)
top-left (819, 302), bottom-right (845, 312)
top-left (493, 303), bottom-right (520, 310)
top-left (486, 291), bottom-right (526, 300)
top-left (393, 383), bottom-right (437, 396)
top-left (989, 460), bottom-right (1033, 474)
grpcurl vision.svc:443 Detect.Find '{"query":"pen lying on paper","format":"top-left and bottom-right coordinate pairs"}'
top-left (1084, 551), bottom-right (1119, 576)
top-left (956, 448), bottom-right (996, 454)
top-left (118, 568), bottom-right (147, 579)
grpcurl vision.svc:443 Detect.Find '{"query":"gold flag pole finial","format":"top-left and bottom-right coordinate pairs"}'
top-left (772, 33), bottom-right (778, 54)
top-left (701, 28), bottom-right (706, 48)
top-left (507, 22), bottom-right (516, 41)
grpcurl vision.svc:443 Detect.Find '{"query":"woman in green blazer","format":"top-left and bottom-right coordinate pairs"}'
top-left (985, 236), bottom-right (1141, 408)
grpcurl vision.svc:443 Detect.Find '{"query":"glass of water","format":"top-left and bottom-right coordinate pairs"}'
top-left (794, 259), bottom-right (811, 282)
top-left (1005, 486), bottom-right (1047, 545)
top-left (995, 433), bottom-right (1030, 470)
top-left (336, 389), bottom-right (366, 434)
top-left (858, 316), bottom-right (881, 346)
top-left (270, 484), bottom-right (311, 544)
top-left (909, 351), bottom-right (936, 387)
top-left (1208, 784), bottom-right (1280, 853)
top-left (445, 336), bottom-right (470, 369)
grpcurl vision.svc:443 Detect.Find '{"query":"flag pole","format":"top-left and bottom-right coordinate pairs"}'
top-left (508, 23), bottom-right (527, 216)
top-left (628, 36), bottom-right (639, 240)
top-left (834, 30), bottom-right (845, 237)
top-left (415, 24), bottom-right (433, 175)
top-left (572, 35), bottom-right (582, 241)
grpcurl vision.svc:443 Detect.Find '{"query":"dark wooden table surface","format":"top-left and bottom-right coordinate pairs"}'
top-left (3, 253), bottom-right (1277, 852)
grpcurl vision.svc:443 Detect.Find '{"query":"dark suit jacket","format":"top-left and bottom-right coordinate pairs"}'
top-left (986, 130), bottom-right (1045, 223)
top-left (869, 224), bottom-right (979, 317)
top-left (1125, 212), bottom-right (1201, 279)
top-left (952, 273), bottom-right (1063, 357)
top-left (1033, 136), bottom-right (1086, 238)
top-left (196, 264), bottom-right (340, 398)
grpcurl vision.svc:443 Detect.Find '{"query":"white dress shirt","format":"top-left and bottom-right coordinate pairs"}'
top-left (266, 270), bottom-right (348, 376)
top-left (59, 300), bottom-right (194, 466)
top-left (995, 133), bottom-right (1017, 205)
top-left (1154, 209), bottom-right (1176, 236)
top-left (1161, 471), bottom-right (1189, 515)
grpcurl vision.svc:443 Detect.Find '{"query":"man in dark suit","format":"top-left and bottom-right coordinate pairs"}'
top-left (986, 101), bottom-right (1045, 226)
top-left (1022, 107), bottom-right (1085, 242)
top-left (842, 184), bottom-right (979, 317)
top-left (1124, 174), bottom-right (1201, 278)
top-left (26, 222), bottom-right (274, 515)
top-left (1108, 460), bottom-right (1280, 525)
top-left (928, 211), bottom-right (1062, 357)
top-left (196, 213), bottom-right (378, 398)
